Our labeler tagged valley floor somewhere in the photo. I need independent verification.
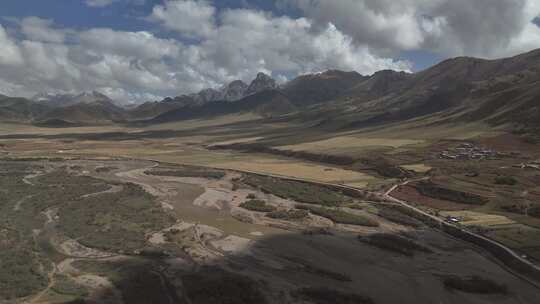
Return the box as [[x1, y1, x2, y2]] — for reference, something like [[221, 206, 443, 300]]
[[1, 116, 540, 303]]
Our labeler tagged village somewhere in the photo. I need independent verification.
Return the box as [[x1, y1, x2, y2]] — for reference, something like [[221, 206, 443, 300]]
[[439, 143, 517, 160]]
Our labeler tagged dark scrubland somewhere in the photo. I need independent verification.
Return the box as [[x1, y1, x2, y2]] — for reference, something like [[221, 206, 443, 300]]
[[443, 275, 508, 294], [73, 258, 177, 304], [145, 165, 226, 179], [292, 287, 374, 304], [358, 233, 433, 256], [51, 274, 89, 298], [243, 175, 350, 206], [376, 206, 424, 228], [239, 199, 277, 212], [181, 267, 269, 304], [415, 181, 488, 205], [267, 209, 309, 220], [297, 205, 379, 226], [494, 176, 519, 186]]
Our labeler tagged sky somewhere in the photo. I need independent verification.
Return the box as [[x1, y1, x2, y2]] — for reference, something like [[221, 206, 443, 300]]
[[0, 0, 539, 104]]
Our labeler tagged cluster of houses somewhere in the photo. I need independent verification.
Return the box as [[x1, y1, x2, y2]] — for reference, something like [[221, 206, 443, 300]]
[[439, 143, 512, 160]]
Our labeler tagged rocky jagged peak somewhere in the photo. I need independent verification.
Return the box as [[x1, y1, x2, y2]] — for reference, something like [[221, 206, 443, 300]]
[[220, 80, 248, 101], [246, 72, 277, 96]]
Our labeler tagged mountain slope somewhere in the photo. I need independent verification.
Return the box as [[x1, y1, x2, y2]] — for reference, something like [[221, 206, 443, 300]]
[[36, 99, 127, 124], [0, 96, 50, 122], [150, 90, 295, 123], [34, 91, 118, 108], [283, 70, 367, 106], [322, 49, 540, 131]]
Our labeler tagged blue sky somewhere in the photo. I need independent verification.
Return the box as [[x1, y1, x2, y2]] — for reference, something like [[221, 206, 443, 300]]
[[0, 0, 537, 103]]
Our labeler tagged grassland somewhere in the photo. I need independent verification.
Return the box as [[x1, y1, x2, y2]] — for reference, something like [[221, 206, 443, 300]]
[[267, 209, 309, 220], [401, 163, 432, 173], [278, 136, 425, 156], [239, 200, 277, 212]]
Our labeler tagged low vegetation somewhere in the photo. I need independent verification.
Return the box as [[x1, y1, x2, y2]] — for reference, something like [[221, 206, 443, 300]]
[[51, 275, 89, 297], [0, 163, 109, 300], [415, 181, 488, 205], [443, 275, 508, 294], [182, 267, 268, 304], [494, 176, 518, 186], [292, 287, 374, 304], [282, 256, 351, 282], [59, 183, 176, 252], [0, 230, 48, 299], [95, 166, 118, 173], [267, 209, 309, 220], [359, 233, 432, 256], [376, 206, 423, 228], [146, 166, 225, 179], [73, 259, 174, 304], [239, 199, 276, 212], [297, 205, 379, 226], [243, 175, 349, 206]]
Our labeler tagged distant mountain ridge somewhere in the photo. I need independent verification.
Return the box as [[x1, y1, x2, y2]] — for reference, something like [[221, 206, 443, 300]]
[[1, 48, 540, 132], [130, 72, 279, 119], [33, 91, 116, 108]]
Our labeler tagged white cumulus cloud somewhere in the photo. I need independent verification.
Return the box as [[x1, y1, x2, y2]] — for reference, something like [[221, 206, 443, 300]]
[[279, 0, 540, 58], [85, 0, 118, 7], [148, 0, 217, 38], [1, 0, 538, 105]]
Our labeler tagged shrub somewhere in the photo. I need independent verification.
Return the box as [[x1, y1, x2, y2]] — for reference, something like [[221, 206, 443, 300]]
[[267, 209, 308, 220], [415, 181, 488, 205], [292, 287, 374, 304], [51, 275, 88, 297], [358, 233, 432, 256], [239, 200, 276, 212], [443, 276, 508, 294], [298, 205, 379, 226], [377, 207, 423, 228], [243, 175, 348, 206], [146, 168, 225, 179], [494, 176, 518, 186]]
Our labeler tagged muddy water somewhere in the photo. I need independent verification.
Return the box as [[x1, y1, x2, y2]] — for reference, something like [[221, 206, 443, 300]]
[[170, 182, 287, 239]]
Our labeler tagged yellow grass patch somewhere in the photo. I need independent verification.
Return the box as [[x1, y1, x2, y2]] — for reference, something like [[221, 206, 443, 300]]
[[214, 158, 377, 187], [209, 136, 264, 147], [277, 136, 424, 154], [144, 113, 263, 131], [401, 163, 432, 173]]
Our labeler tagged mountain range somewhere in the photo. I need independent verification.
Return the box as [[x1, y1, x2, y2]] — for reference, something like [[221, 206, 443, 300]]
[[1, 49, 539, 134]]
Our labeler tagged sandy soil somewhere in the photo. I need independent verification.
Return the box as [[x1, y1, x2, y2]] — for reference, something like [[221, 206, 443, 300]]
[[60, 239, 116, 259]]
